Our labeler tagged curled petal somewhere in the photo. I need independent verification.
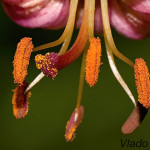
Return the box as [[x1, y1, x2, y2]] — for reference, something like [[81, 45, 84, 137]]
[[2, 0, 70, 29], [121, 0, 150, 16], [110, 0, 150, 39]]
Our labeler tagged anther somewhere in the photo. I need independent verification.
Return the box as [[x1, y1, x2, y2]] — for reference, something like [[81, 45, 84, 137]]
[[85, 37, 102, 87], [134, 58, 150, 109], [122, 102, 148, 134], [12, 81, 31, 119], [121, 58, 150, 134], [65, 105, 84, 142], [13, 37, 33, 85]]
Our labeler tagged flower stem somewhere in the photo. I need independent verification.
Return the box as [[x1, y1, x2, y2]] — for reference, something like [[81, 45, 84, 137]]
[[100, 0, 134, 67]]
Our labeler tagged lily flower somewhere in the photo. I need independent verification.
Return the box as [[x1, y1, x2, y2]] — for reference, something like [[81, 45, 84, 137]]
[[2, 0, 150, 39], [3, 0, 150, 141]]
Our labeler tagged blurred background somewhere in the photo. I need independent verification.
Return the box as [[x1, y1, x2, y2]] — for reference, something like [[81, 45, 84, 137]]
[[0, 3, 150, 150]]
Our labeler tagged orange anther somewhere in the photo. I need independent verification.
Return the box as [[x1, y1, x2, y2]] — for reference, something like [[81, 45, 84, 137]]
[[134, 58, 150, 109], [13, 37, 33, 85], [85, 37, 102, 87]]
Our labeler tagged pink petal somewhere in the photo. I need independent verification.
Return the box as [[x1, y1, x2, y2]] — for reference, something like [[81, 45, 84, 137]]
[[121, 0, 150, 14], [2, 0, 70, 29], [110, 0, 150, 39], [121, 0, 150, 22]]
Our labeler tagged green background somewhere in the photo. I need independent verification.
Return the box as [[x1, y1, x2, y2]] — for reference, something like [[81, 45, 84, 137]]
[[0, 3, 150, 150]]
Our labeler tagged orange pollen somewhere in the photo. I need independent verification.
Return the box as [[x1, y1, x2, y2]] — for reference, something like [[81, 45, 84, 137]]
[[12, 81, 31, 119], [134, 58, 150, 109], [85, 37, 102, 87], [13, 37, 33, 85], [35, 54, 45, 69]]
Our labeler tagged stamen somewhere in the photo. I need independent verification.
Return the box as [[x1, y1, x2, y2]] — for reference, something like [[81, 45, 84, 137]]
[[85, 37, 101, 87], [13, 37, 33, 85], [65, 105, 84, 142], [105, 38, 136, 107], [12, 81, 31, 119], [65, 0, 95, 141], [134, 58, 150, 109], [75, 0, 95, 109], [100, 0, 134, 67], [33, 0, 78, 52]]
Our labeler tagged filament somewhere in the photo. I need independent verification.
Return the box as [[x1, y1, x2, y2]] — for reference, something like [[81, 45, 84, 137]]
[[100, 0, 134, 67], [76, 46, 88, 109], [88, 0, 95, 38], [58, 27, 74, 55], [104, 36, 136, 107], [33, 0, 78, 52], [76, 0, 95, 109], [25, 72, 45, 93]]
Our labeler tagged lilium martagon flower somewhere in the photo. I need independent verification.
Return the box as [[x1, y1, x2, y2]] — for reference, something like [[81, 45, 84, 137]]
[[2, 0, 150, 141]]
